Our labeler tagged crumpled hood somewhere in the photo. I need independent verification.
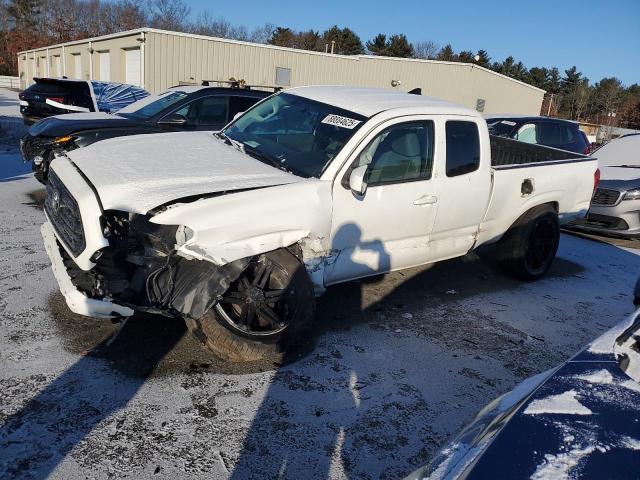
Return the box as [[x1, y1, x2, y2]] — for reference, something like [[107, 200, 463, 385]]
[[66, 131, 302, 214]]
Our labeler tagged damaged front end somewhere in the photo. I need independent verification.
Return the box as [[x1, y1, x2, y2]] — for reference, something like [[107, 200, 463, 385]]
[[53, 210, 249, 320]]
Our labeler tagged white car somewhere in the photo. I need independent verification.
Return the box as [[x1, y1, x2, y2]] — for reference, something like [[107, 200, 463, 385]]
[[41, 86, 598, 361], [567, 134, 640, 237]]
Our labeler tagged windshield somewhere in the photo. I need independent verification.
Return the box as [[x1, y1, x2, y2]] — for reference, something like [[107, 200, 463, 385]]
[[118, 90, 188, 120], [223, 93, 367, 178], [487, 119, 518, 137]]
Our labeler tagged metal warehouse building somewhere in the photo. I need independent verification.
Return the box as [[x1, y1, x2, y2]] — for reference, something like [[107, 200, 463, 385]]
[[17, 28, 545, 114]]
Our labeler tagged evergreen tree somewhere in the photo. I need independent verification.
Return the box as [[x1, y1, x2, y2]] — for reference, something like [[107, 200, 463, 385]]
[[436, 44, 456, 61], [366, 33, 388, 55], [321, 25, 364, 55]]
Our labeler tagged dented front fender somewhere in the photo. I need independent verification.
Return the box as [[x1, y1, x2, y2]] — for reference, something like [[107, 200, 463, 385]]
[[150, 180, 334, 293]]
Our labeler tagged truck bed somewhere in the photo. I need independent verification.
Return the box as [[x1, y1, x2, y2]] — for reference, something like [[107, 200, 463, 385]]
[[477, 136, 598, 246], [490, 135, 588, 168]]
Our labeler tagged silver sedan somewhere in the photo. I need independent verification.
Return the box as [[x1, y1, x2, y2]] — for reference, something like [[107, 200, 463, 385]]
[[569, 134, 640, 238]]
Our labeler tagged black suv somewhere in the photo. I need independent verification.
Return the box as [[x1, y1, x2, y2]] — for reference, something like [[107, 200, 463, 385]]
[[486, 115, 591, 154], [20, 85, 270, 183]]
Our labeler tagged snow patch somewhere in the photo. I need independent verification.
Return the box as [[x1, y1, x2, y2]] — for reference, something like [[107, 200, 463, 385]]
[[621, 436, 640, 450], [530, 445, 595, 480], [620, 379, 640, 393], [575, 369, 614, 385], [523, 390, 592, 416]]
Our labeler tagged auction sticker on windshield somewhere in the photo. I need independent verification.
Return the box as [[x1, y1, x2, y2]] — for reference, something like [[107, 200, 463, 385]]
[[321, 114, 362, 129]]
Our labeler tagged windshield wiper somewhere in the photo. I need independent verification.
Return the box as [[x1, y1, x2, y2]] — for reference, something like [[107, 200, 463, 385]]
[[244, 146, 293, 174], [214, 131, 245, 152]]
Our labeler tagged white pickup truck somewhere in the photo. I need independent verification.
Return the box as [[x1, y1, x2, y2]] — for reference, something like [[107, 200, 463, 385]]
[[41, 86, 599, 361]]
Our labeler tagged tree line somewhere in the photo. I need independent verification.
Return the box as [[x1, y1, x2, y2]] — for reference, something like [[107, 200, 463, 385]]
[[1, 0, 638, 129]]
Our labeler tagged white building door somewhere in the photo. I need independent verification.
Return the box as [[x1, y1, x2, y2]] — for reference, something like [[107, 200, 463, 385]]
[[73, 54, 82, 79], [125, 48, 141, 86], [99, 51, 110, 81], [54, 56, 61, 77]]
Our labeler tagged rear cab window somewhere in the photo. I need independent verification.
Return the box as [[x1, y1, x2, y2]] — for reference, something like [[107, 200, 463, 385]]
[[446, 121, 480, 177]]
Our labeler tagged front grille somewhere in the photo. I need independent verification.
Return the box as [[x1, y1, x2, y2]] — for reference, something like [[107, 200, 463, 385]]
[[592, 188, 621, 206], [45, 170, 86, 256]]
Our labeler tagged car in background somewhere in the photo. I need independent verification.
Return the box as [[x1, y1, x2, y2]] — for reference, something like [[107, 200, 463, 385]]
[[485, 115, 591, 154], [405, 280, 640, 480], [567, 134, 640, 238], [20, 85, 270, 183], [18, 77, 148, 125]]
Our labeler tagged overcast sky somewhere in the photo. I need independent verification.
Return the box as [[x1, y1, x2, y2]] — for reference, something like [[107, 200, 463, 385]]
[[187, 0, 639, 86]]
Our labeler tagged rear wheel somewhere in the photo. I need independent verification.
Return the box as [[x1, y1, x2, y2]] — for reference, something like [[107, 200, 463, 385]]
[[184, 249, 315, 362], [497, 205, 560, 280]]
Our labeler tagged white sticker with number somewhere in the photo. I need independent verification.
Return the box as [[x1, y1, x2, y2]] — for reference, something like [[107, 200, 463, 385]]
[[321, 114, 361, 129]]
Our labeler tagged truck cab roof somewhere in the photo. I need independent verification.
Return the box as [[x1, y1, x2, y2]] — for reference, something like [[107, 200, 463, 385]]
[[286, 86, 480, 118]]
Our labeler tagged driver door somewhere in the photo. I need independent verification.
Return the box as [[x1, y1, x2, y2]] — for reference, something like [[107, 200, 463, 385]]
[[325, 118, 440, 285]]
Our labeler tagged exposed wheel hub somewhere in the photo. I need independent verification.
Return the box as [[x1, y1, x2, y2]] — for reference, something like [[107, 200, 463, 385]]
[[245, 286, 266, 306]]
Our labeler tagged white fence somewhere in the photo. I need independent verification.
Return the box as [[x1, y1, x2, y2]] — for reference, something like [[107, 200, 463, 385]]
[[0, 75, 20, 89]]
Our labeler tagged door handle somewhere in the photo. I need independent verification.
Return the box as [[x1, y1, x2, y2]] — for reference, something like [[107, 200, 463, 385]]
[[413, 195, 438, 206]]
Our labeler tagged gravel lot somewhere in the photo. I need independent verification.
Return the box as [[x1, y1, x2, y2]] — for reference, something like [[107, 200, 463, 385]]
[[1, 112, 639, 479]]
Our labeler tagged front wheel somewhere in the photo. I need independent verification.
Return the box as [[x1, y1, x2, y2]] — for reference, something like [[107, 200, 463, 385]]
[[184, 249, 315, 362], [496, 205, 560, 281]]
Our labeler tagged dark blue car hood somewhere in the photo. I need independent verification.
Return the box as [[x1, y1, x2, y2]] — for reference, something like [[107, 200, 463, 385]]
[[407, 311, 640, 479]]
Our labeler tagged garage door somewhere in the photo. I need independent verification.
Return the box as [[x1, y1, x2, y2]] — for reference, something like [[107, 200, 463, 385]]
[[74, 54, 82, 79], [125, 48, 141, 87], [54, 56, 61, 77], [99, 51, 110, 81]]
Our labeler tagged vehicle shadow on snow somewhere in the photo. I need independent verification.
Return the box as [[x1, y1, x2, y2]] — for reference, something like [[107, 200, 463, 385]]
[[229, 229, 590, 479]]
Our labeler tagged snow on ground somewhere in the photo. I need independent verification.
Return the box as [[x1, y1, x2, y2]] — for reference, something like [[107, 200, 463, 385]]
[[0, 87, 20, 118], [0, 172, 639, 479]]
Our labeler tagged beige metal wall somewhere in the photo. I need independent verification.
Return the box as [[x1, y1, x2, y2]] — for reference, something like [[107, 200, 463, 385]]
[[18, 33, 142, 89], [18, 29, 545, 115], [145, 30, 543, 114]]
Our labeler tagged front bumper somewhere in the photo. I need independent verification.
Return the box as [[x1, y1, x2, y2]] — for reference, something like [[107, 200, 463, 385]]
[[566, 199, 640, 238], [41, 221, 134, 318]]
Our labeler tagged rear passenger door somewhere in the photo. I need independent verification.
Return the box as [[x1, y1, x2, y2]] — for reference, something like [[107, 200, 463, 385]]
[[428, 118, 492, 260]]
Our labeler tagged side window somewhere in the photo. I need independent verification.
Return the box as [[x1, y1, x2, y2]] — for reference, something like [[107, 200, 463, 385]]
[[446, 121, 480, 177], [192, 96, 229, 127], [515, 123, 537, 144], [537, 122, 562, 147], [356, 121, 434, 185], [229, 96, 261, 121], [170, 96, 229, 128], [564, 126, 576, 142]]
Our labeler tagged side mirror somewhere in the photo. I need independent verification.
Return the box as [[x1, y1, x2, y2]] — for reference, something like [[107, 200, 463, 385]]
[[233, 111, 245, 121], [349, 165, 368, 196], [159, 113, 188, 126]]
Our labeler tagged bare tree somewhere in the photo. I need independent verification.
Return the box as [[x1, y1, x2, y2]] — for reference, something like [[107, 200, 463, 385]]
[[148, 0, 189, 31], [412, 40, 438, 60]]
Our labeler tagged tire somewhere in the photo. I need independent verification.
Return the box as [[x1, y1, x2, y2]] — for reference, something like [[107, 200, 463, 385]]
[[184, 249, 316, 362], [497, 205, 560, 281]]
